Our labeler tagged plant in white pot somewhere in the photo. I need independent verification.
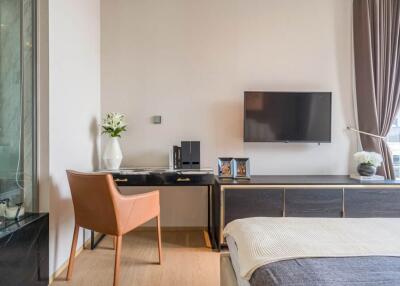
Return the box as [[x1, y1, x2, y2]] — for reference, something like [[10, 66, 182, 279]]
[[102, 112, 127, 170], [353, 151, 383, 176]]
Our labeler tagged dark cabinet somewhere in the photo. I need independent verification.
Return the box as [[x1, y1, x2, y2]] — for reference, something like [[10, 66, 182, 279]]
[[224, 188, 283, 225], [344, 188, 400, 218], [212, 176, 400, 250], [285, 188, 343, 217], [0, 213, 49, 286]]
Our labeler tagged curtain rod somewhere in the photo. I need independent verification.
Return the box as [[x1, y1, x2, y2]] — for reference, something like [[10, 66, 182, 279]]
[[346, 126, 385, 139]]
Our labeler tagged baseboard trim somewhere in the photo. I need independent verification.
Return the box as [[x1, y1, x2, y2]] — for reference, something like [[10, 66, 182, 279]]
[[49, 232, 101, 284], [137, 226, 206, 232]]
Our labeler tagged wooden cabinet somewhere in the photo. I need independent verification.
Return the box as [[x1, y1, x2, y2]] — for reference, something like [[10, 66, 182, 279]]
[[224, 188, 283, 225], [285, 188, 343, 217], [344, 188, 400, 218]]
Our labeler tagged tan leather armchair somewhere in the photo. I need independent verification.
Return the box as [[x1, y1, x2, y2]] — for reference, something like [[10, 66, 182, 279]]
[[66, 170, 162, 286]]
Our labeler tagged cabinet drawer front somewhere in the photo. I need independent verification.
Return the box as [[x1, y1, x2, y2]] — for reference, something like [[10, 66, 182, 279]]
[[285, 188, 343, 217], [224, 188, 283, 225], [344, 188, 400, 217]]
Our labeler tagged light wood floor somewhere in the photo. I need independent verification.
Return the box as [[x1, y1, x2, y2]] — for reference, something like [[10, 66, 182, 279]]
[[52, 230, 220, 286]]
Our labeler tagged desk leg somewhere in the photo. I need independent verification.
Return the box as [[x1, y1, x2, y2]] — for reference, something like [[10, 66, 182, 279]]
[[208, 184, 217, 250], [208, 185, 211, 238], [90, 230, 106, 250]]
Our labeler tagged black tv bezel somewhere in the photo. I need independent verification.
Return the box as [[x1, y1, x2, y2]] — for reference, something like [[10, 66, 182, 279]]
[[243, 91, 332, 143]]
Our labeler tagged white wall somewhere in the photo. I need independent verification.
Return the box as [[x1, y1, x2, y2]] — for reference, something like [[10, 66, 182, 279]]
[[48, 0, 101, 274], [101, 0, 356, 226]]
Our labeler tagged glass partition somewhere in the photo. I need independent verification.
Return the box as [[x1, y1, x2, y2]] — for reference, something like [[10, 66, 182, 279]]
[[0, 0, 36, 225]]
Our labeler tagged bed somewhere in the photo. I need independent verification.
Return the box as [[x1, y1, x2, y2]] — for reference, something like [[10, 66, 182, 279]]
[[221, 217, 400, 286]]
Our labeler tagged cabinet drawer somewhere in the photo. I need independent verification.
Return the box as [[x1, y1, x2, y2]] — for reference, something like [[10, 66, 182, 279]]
[[285, 188, 343, 217], [224, 188, 283, 225], [344, 188, 400, 217]]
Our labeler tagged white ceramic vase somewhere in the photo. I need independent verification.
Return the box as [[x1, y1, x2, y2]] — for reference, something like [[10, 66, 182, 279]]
[[103, 137, 123, 170]]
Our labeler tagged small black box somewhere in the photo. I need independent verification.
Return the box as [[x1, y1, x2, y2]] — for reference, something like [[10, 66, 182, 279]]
[[190, 141, 200, 169], [181, 141, 200, 169]]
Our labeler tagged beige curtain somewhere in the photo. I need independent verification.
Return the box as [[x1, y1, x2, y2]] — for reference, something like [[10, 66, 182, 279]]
[[353, 0, 400, 179]]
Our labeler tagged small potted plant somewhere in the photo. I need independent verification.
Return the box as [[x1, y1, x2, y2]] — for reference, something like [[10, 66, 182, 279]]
[[354, 151, 383, 176], [102, 112, 127, 170]]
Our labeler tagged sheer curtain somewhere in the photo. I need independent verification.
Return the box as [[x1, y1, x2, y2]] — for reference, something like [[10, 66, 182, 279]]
[[353, 0, 400, 179]]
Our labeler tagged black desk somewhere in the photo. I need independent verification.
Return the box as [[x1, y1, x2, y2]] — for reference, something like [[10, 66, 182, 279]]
[[91, 168, 216, 249]]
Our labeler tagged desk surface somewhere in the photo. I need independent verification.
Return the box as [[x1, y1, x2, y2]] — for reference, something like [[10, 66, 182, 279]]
[[102, 167, 213, 174], [216, 175, 400, 185], [101, 170, 400, 187]]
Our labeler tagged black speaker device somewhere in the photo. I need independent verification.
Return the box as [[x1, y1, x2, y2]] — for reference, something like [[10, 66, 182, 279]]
[[180, 141, 200, 169]]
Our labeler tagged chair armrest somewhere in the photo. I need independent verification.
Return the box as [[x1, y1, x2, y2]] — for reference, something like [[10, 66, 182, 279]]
[[116, 190, 160, 235]]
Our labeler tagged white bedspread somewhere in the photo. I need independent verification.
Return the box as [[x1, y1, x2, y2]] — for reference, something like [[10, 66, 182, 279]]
[[224, 217, 400, 280]]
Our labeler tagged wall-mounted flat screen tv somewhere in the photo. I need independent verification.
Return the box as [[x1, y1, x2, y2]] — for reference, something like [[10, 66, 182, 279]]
[[244, 91, 332, 142]]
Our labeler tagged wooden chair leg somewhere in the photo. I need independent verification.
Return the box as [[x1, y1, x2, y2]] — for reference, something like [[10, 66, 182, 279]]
[[66, 224, 79, 280], [113, 236, 117, 250], [114, 235, 123, 286], [156, 215, 162, 265]]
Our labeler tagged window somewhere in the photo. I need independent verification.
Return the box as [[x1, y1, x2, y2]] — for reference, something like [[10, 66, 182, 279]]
[[0, 0, 37, 217], [387, 114, 400, 178]]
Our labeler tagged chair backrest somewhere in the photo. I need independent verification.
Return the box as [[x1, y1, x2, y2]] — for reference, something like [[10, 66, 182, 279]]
[[66, 170, 120, 235]]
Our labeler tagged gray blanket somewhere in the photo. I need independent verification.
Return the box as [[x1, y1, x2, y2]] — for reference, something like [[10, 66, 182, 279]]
[[250, 257, 400, 286]]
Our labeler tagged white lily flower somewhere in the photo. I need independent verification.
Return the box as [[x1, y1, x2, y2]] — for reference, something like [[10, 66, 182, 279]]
[[354, 151, 383, 167], [101, 112, 127, 138]]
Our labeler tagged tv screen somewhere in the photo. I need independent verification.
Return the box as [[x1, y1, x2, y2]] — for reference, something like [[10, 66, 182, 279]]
[[244, 92, 332, 142]]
